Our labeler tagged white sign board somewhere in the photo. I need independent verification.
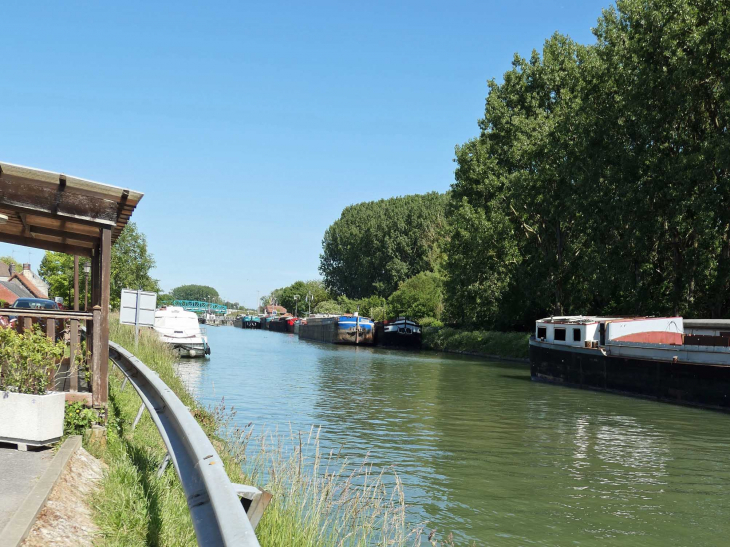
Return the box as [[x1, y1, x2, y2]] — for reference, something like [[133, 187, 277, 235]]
[[120, 289, 157, 327]]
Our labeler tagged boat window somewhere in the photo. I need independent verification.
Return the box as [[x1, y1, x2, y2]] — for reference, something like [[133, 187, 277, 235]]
[[573, 328, 581, 342], [554, 328, 566, 341], [537, 326, 547, 339]]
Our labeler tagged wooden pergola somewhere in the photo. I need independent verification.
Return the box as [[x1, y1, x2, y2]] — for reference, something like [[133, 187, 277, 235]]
[[0, 161, 143, 407]]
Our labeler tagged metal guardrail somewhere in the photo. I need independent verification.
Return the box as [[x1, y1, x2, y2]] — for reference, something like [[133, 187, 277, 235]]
[[108, 340, 266, 547]]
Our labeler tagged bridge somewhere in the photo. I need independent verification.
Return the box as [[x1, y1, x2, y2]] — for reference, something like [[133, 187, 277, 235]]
[[164, 300, 228, 315]]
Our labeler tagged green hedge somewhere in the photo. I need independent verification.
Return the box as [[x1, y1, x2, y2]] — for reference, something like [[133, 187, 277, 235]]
[[422, 327, 530, 360]]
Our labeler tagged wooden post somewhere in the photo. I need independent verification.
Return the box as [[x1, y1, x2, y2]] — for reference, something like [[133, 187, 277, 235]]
[[88, 249, 100, 362], [91, 305, 103, 406], [46, 318, 56, 390], [70, 256, 79, 391], [91, 228, 111, 408], [23, 316, 32, 332], [100, 229, 111, 404]]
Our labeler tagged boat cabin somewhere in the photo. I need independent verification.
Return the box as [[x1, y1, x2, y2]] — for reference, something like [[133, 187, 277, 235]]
[[535, 316, 684, 348]]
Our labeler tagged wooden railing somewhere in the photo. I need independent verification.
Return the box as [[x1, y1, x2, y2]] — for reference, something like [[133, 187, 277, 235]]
[[0, 308, 94, 404]]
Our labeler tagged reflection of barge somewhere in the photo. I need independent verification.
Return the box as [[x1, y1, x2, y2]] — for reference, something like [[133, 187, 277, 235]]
[[299, 314, 374, 345], [530, 316, 730, 410]]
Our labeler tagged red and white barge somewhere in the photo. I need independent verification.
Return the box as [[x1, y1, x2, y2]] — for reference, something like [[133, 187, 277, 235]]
[[530, 316, 730, 410]]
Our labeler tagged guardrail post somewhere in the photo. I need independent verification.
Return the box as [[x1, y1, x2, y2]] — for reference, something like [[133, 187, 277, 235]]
[[232, 484, 273, 530], [132, 403, 145, 431], [157, 452, 171, 478]]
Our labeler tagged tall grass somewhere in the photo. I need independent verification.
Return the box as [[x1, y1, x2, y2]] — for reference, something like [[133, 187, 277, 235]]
[[90, 320, 448, 546], [422, 327, 530, 360]]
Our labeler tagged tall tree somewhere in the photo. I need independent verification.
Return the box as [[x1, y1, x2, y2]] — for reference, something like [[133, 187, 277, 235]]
[[446, 34, 590, 328], [171, 284, 219, 302], [110, 223, 160, 308], [320, 192, 448, 298], [445, 0, 730, 327]]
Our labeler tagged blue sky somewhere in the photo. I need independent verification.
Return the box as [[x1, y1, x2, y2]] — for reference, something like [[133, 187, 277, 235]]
[[0, 0, 608, 307]]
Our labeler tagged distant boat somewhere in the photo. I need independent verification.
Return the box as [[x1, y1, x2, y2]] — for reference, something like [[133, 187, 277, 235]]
[[154, 306, 210, 357], [379, 317, 422, 348]]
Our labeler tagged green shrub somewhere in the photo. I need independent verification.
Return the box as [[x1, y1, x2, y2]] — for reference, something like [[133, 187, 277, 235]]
[[387, 272, 443, 321], [64, 401, 98, 435], [313, 300, 342, 315], [422, 327, 530, 359], [0, 325, 65, 395], [418, 317, 443, 328]]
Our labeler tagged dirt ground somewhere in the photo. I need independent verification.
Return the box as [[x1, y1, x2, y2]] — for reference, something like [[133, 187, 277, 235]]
[[21, 447, 105, 547]]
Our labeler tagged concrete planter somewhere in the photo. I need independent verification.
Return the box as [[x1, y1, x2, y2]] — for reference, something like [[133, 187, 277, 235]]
[[0, 390, 65, 446]]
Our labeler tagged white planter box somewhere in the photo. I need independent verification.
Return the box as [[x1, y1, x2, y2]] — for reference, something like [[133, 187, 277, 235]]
[[0, 390, 65, 446]]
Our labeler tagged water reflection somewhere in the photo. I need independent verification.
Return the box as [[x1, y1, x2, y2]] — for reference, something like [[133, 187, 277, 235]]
[[176, 327, 730, 546]]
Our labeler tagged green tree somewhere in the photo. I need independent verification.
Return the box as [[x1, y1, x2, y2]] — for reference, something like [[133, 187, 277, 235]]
[[387, 272, 443, 321], [271, 280, 330, 316], [0, 256, 22, 270], [110, 223, 160, 308], [38, 252, 76, 303], [320, 192, 448, 298], [446, 33, 590, 328], [39, 222, 159, 309], [313, 300, 343, 315], [171, 284, 220, 302], [445, 0, 730, 327]]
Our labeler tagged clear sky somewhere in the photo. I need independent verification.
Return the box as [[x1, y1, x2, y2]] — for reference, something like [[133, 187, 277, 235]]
[[0, 0, 608, 307]]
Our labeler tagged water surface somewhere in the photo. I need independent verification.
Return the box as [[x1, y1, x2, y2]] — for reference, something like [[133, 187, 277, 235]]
[[176, 327, 730, 545]]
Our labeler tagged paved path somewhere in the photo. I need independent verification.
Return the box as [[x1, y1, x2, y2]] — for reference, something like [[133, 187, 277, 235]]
[[0, 443, 54, 532]]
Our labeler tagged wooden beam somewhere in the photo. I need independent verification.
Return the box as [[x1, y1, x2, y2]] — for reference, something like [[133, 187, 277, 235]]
[[24, 214, 102, 237], [0, 230, 93, 257], [0, 308, 92, 320], [65, 392, 92, 406], [0, 199, 116, 229], [19, 213, 31, 238], [29, 225, 100, 245], [0, 162, 143, 207]]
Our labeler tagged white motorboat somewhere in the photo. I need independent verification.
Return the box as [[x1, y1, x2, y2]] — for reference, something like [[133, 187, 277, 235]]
[[154, 306, 210, 357]]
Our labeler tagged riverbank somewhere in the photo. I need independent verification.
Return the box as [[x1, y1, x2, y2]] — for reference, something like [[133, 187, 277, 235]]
[[422, 327, 530, 362], [87, 320, 429, 546]]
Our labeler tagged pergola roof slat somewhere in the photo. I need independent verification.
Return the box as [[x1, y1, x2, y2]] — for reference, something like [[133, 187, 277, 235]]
[[0, 160, 143, 253]]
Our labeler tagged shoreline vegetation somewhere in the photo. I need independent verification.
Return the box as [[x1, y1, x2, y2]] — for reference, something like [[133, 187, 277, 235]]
[[422, 328, 530, 362], [87, 319, 455, 546]]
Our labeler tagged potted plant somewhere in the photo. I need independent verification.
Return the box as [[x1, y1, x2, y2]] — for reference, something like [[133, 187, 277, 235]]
[[0, 325, 66, 447]]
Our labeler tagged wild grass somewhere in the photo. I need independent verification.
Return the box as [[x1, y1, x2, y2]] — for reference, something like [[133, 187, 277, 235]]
[[422, 327, 530, 360], [89, 320, 452, 546]]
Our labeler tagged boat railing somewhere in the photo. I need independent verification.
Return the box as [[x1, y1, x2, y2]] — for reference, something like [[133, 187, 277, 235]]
[[108, 340, 271, 546]]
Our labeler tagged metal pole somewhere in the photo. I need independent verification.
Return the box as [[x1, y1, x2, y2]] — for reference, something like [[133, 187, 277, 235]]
[[134, 288, 140, 348], [356, 306, 360, 345]]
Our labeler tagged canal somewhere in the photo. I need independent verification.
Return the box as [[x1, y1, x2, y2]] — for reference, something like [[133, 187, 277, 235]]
[[176, 326, 730, 546]]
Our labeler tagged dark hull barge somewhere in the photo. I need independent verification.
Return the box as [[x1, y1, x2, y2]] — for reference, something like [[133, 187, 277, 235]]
[[530, 316, 730, 411]]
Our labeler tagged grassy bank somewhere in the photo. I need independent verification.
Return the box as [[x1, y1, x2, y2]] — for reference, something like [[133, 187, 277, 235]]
[[87, 320, 445, 546], [422, 327, 530, 361]]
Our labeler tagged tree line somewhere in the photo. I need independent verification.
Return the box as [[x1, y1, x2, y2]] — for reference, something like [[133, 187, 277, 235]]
[[317, 0, 730, 330]]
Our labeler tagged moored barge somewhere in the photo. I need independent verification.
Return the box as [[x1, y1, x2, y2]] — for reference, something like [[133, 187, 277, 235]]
[[299, 314, 375, 345], [530, 316, 730, 410], [376, 317, 422, 348]]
